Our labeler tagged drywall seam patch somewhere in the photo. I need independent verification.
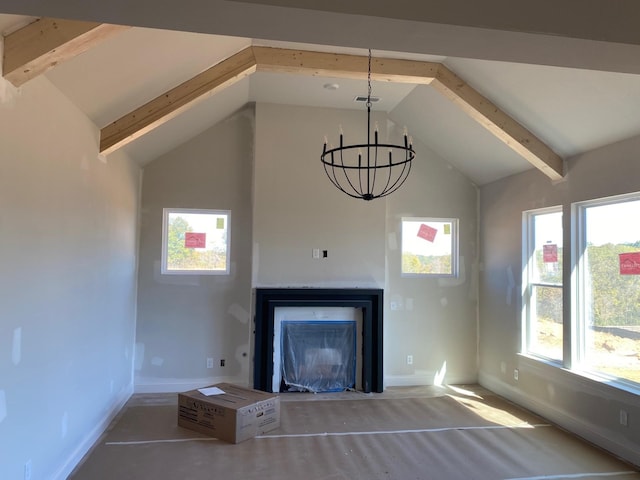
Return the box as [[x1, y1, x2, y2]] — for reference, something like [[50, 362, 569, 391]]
[[12, 327, 21, 365], [468, 261, 479, 301], [228, 303, 250, 323], [506, 265, 516, 305], [0, 390, 6, 423], [151, 356, 164, 367], [405, 298, 413, 310], [235, 343, 250, 377], [252, 242, 260, 286], [134, 343, 145, 371], [387, 232, 398, 250]]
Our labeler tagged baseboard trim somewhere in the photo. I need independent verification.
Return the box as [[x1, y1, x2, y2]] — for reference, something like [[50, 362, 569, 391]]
[[479, 372, 640, 468], [134, 376, 245, 393], [384, 373, 476, 388], [52, 384, 133, 480]]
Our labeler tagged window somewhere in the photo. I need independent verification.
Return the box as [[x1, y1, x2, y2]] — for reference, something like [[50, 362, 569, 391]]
[[401, 217, 458, 277], [161, 208, 230, 275], [575, 195, 640, 385], [523, 208, 563, 361]]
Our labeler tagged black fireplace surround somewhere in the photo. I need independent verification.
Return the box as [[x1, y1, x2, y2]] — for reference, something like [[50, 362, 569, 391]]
[[253, 288, 384, 393]]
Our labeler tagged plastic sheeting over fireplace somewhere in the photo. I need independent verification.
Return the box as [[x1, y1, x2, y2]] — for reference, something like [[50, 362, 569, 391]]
[[253, 288, 384, 393], [281, 320, 356, 393]]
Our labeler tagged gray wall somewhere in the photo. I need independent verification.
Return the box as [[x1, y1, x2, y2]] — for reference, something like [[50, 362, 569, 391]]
[[136, 102, 479, 392], [385, 142, 479, 386], [479, 136, 640, 465], [253, 103, 387, 288], [0, 77, 140, 479], [135, 107, 255, 392]]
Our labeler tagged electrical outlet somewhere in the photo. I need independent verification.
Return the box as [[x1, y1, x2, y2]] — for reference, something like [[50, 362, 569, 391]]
[[24, 460, 32, 480], [620, 409, 628, 427], [406, 355, 413, 365], [220, 359, 225, 367], [206, 358, 214, 369], [513, 369, 519, 381], [312, 248, 320, 259]]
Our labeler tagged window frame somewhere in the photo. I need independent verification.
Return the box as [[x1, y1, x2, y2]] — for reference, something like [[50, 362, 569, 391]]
[[400, 217, 459, 278], [572, 192, 640, 387], [522, 206, 563, 362], [161, 207, 231, 275]]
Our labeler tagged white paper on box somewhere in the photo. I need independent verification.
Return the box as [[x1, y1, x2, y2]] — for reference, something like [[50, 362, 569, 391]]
[[198, 386, 226, 396]]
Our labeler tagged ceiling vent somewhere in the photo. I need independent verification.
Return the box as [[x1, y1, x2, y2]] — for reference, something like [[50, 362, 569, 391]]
[[354, 95, 380, 103]]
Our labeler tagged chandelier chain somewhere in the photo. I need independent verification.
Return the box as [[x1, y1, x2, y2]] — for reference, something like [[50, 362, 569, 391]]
[[367, 49, 372, 109]]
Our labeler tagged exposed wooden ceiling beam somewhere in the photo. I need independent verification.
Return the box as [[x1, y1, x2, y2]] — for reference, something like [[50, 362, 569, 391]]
[[2, 17, 128, 87], [252, 46, 440, 84], [100, 46, 563, 180], [100, 47, 257, 156], [432, 66, 564, 180]]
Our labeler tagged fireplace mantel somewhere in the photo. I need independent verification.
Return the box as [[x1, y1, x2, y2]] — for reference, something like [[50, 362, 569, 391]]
[[253, 288, 384, 393]]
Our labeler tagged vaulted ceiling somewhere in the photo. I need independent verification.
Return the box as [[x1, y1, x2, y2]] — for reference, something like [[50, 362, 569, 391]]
[[4, 3, 640, 185]]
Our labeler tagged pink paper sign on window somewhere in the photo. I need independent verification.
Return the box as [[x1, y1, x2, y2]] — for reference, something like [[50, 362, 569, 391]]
[[417, 224, 437, 242], [543, 244, 558, 263], [185, 232, 206, 249], [619, 252, 640, 275]]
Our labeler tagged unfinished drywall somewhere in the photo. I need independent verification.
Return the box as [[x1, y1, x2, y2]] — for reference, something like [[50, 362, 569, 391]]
[[0, 76, 139, 480], [253, 103, 479, 387], [384, 138, 479, 387], [135, 107, 254, 392], [253, 103, 386, 288], [479, 135, 640, 466]]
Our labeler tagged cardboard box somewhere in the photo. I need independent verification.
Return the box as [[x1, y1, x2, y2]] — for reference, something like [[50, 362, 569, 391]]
[[178, 383, 280, 443]]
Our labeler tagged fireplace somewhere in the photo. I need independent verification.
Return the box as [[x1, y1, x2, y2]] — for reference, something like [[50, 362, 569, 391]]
[[279, 314, 357, 392], [253, 288, 384, 393]]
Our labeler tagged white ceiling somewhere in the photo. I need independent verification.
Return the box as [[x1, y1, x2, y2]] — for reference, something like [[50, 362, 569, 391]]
[[4, 12, 640, 185]]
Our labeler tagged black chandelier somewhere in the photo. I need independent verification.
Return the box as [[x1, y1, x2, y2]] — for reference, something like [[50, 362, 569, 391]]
[[321, 49, 415, 201]]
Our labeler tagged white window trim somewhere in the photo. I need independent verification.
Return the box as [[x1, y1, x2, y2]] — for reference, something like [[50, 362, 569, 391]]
[[161, 207, 231, 275], [522, 206, 563, 361], [400, 217, 459, 278], [572, 192, 640, 385]]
